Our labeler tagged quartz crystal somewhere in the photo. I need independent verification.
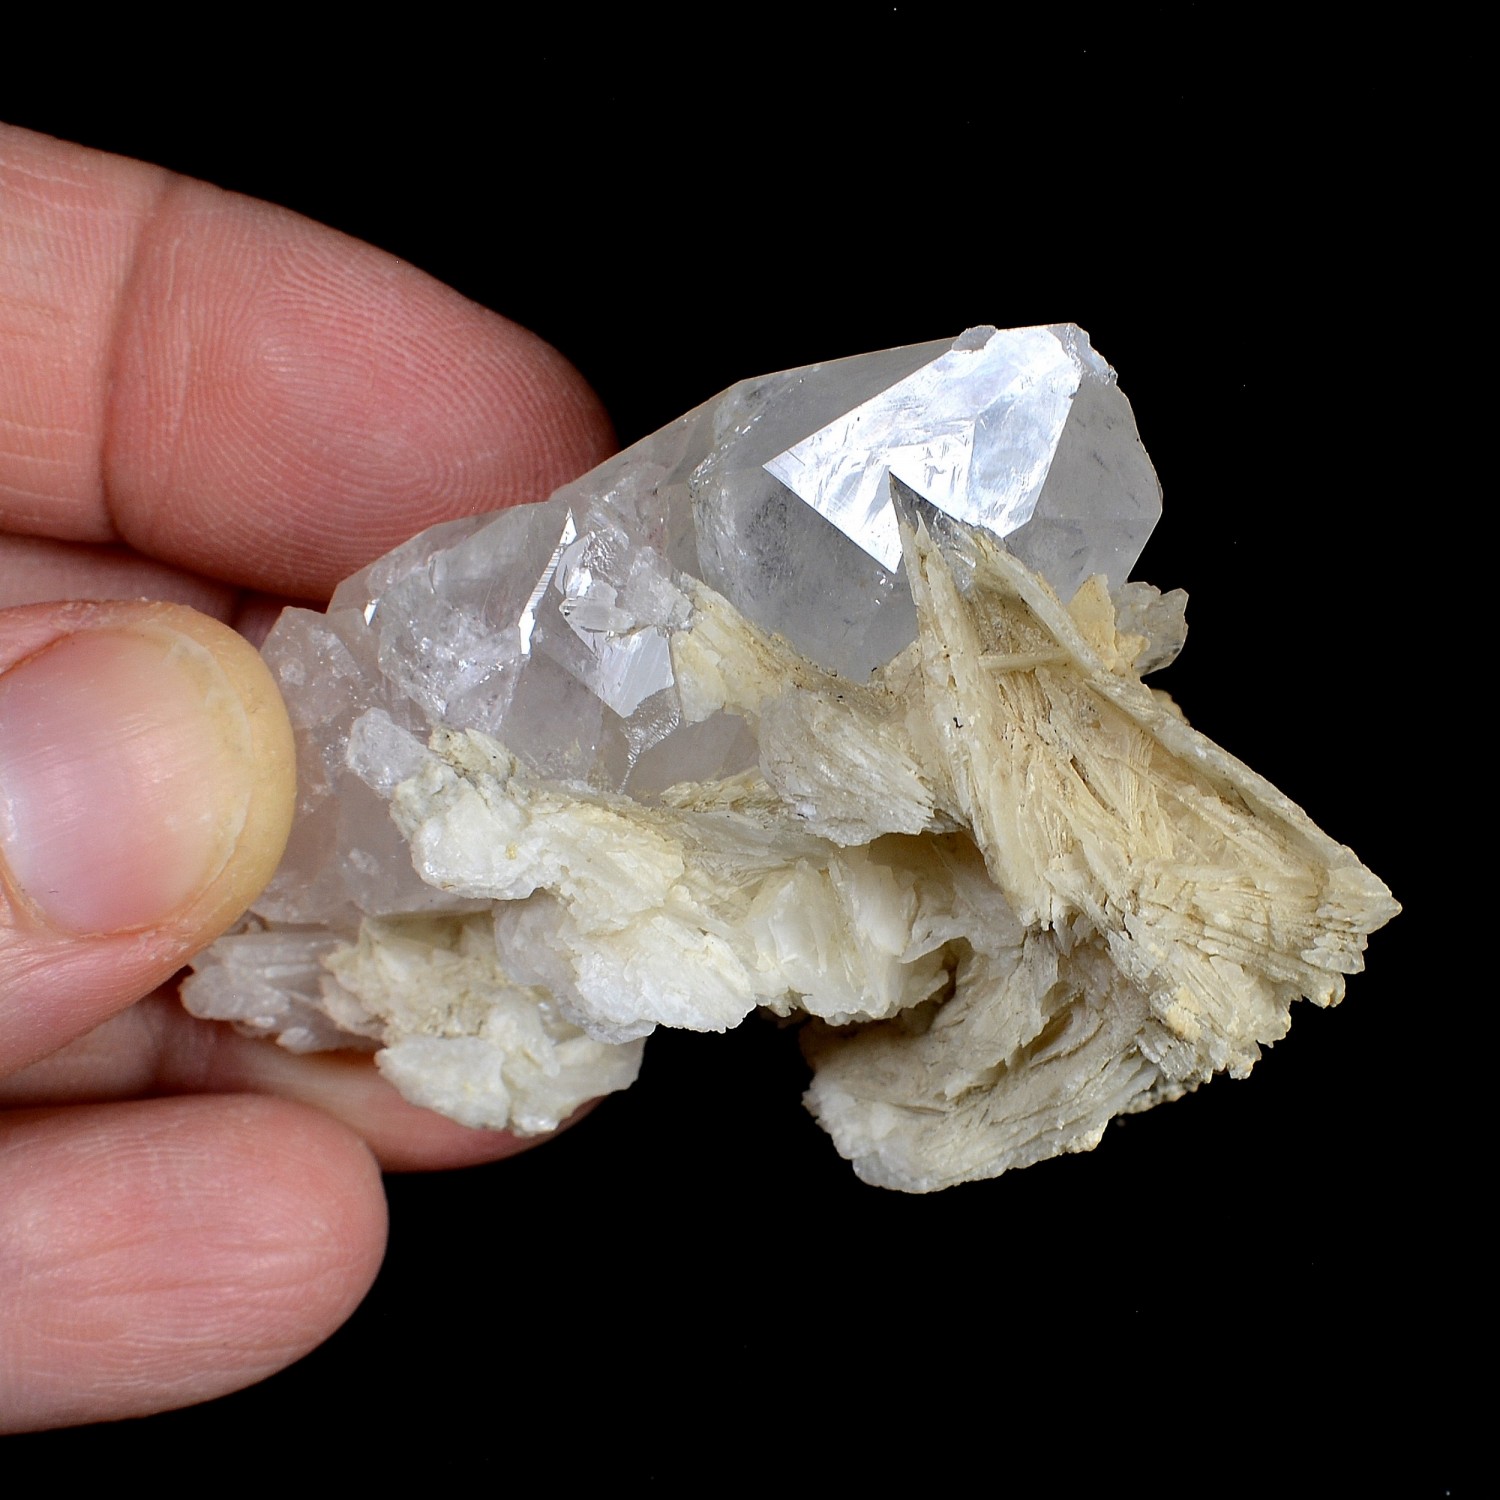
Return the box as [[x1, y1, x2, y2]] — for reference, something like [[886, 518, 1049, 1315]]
[[185, 325, 1398, 1188]]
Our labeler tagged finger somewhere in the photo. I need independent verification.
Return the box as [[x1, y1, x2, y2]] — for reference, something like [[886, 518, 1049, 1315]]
[[0, 989, 594, 1172], [0, 601, 294, 1072], [0, 1094, 385, 1432], [0, 535, 302, 648], [0, 534, 238, 617], [0, 124, 615, 598]]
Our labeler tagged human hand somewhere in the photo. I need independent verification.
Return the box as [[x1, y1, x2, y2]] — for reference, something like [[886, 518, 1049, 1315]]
[[0, 123, 615, 1431]]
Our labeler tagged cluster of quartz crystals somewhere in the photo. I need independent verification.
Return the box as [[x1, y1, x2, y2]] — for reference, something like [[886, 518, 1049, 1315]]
[[185, 326, 1397, 1188]]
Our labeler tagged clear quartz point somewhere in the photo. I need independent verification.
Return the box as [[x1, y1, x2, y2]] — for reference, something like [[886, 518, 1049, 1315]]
[[766, 323, 1160, 599]]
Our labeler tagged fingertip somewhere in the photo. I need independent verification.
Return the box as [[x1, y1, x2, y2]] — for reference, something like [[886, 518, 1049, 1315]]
[[105, 179, 617, 595], [0, 1094, 386, 1432], [0, 601, 294, 1067]]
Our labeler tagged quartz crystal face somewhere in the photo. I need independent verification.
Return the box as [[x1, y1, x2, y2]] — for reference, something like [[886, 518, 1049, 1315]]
[[185, 325, 1398, 1189]]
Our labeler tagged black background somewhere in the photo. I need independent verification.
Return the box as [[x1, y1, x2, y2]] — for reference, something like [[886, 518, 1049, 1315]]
[[5, 14, 1459, 1485]]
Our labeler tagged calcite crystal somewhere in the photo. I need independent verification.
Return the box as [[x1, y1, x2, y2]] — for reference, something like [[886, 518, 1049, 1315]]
[[185, 325, 1398, 1189]]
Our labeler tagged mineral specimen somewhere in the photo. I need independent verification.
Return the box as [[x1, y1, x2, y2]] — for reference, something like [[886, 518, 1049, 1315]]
[[185, 325, 1398, 1190]]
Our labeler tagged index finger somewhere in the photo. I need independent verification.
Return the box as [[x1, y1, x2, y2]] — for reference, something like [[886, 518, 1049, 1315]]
[[0, 124, 614, 599]]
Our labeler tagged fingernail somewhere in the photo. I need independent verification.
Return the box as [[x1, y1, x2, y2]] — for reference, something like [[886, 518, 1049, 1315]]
[[0, 624, 254, 934]]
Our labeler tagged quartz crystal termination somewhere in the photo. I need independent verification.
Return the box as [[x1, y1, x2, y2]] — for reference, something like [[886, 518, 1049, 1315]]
[[184, 325, 1398, 1188]]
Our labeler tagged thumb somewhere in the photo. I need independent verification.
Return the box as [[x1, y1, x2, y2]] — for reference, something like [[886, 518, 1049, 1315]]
[[0, 601, 294, 1072]]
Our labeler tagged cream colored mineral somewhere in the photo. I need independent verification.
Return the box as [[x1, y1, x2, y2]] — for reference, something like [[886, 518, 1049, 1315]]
[[349, 514, 1395, 1187]]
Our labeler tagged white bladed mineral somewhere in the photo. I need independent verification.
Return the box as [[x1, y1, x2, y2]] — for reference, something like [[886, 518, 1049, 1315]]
[[185, 325, 1398, 1188]]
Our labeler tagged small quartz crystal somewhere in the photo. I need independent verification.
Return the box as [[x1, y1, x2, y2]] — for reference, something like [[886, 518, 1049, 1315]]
[[185, 325, 1398, 1188]]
